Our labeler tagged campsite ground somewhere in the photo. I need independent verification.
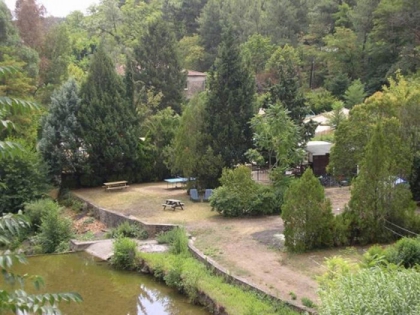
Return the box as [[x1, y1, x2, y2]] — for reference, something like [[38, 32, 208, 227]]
[[73, 183, 355, 308]]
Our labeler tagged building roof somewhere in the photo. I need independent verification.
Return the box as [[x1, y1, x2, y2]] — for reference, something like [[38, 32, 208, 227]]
[[187, 70, 207, 76], [306, 141, 332, 156]]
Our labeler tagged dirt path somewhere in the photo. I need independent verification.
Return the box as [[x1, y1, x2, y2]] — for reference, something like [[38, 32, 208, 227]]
[[75, 183, 352, 308]]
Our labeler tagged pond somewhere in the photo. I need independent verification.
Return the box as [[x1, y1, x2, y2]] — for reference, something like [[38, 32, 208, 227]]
[[10, 252, 209, 315]]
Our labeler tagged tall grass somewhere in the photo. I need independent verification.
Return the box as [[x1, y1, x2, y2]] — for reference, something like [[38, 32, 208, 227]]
[[156, 227, 188, 255], [319, 267, 420, 314]]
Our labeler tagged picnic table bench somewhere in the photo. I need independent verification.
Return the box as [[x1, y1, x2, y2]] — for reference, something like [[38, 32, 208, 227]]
[[103, 181, 129, 191], [162, 199, 184, 211]]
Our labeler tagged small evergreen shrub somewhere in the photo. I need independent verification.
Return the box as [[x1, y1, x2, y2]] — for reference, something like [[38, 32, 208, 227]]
[[110, 237, 137, 270], [37, 206, 73, 253], [24, 198, 58, 231], [384, 237, 420, 268]]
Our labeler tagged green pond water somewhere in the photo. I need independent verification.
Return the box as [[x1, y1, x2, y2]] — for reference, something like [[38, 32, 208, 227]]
[[10, 252, 209, 315]]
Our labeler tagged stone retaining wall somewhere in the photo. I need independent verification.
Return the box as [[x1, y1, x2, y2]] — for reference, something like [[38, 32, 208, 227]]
[[72, 194, 177, 237]]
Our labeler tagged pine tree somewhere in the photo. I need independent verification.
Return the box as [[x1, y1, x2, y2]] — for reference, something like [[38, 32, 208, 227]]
[[78, 46, 140, 186], [129, 18, 185, 114], [282, 168, 334, 252], [204, 26, 255, 168], [39, 79, 84, 185]]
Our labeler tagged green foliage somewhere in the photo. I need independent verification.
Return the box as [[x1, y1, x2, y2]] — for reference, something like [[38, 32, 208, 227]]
[[110, 237, 138, 270], [36, 203, 73, 254], [343, 79, 366, 108], [319, 267, 420, 314], [39, 78, 84, 185], [204, 26, 255, 168], [166, 93, 223, 189], [178, 35, 206, 71], [317, 256, 360, 291], [106, 221, 148, 240], [156, 227, 189, 255], [282, 168, 334, 252], [210, 166, 279, 217], [346, 122, 415, 244], [326, 101, 347, 130], [78, 45, 141, 186], [385, 237, 420, 268], [361, 244, 387, 268], [24, 198, 57, 231], [240, 34, 276, 74], [325, 72, 351, 99], [301, 297, 316, 309], [250, 102, 301, 170], [129, 18, 186, 114], [306, 88, 339, 114], [0, 139, 49, 214], [289, 292, 297, 300]]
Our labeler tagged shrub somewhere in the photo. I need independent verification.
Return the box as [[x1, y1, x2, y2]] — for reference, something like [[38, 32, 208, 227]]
[[282, 168, 335, 252], [361, 244, 387, 268], [37, 205, 73, 253], [0, 140, 49, 214], [384, 237, 420, 268], [58, 189, 84, 211], [106, 221, 148, 240], [156, 227, 189, 255], [210, 166, 278, 217], [110, 237, 137, 270], [24, 199, 58, 231]]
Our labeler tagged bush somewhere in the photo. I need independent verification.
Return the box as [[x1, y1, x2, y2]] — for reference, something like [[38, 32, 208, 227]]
[[384, 237, 420, 268], [37, 205, 73, 253], [282, 168, 335, 252], [0, 140, 49, 214], [110, 237, 137, 270], [156, 227, 189, 255], [106, 221, 148, 240], [24, 199, 58, 231], [210, 166, 279, 217], [361, 244, 387, 268], [58, 189, 84, 211]]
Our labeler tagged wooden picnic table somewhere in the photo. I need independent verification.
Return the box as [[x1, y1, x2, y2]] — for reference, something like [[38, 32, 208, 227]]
[[162, 199, 184, 211], [103, 181, 129, 191]]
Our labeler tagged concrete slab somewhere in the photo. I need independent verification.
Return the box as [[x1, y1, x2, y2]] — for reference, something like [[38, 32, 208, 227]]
[[84, 239, 169, 261]]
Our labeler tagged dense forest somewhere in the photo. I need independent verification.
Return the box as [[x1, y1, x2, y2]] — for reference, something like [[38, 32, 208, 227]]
[[0, 0, 419, 203]]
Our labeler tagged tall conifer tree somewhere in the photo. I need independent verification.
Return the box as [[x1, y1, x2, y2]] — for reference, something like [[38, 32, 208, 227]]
[[78, 46, 139, 185], [129, 18, 185, 114], [39, 79, 84, 184], [204, 26, 255, 168]]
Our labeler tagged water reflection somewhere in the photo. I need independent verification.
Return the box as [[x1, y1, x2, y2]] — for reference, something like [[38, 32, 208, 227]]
[[10, 253, 208, 315]]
